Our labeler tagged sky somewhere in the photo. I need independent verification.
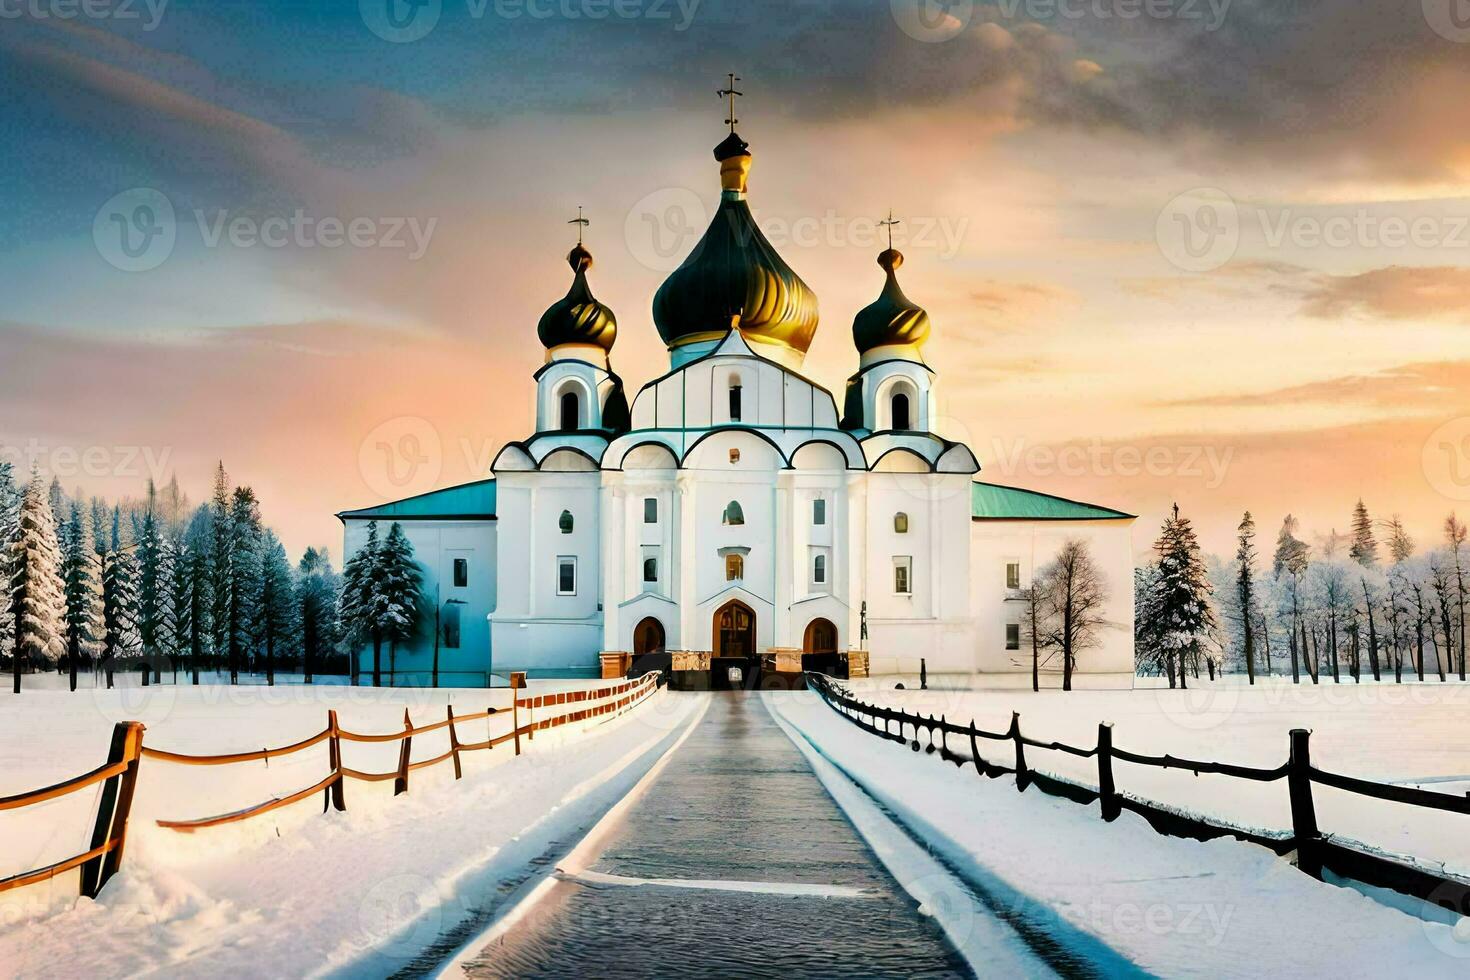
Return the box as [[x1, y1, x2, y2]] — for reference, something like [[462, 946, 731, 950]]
[[1, 0, 1469, 562]]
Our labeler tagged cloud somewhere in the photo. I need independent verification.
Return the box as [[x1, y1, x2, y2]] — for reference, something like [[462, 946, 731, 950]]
[[1297, 266, 1470, 322], [1162, 360, 1470, 411]]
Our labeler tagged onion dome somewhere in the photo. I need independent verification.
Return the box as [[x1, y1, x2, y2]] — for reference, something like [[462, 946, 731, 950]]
[[651, 134, 819, 358], [537, 243, 617, 352], [853, 248, 931, 355]]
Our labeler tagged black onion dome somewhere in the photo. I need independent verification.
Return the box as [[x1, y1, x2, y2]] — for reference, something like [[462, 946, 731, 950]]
[[537, 243, 617, 351], [651, 133, 819, 356], [853, 248, 930, 354]]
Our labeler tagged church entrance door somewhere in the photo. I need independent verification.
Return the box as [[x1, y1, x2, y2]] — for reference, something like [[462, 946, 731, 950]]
[[712, 600, 758, 690], [631, 617, 668, 678]]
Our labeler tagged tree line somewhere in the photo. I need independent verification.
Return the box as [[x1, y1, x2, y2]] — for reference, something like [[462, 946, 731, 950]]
[[1, 460, 343, 692], [1135, 499, 1468, 686]]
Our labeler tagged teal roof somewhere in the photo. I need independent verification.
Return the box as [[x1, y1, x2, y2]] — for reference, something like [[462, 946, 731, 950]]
[[971, 481, 1133, 522], [337, 479, 496, 522]]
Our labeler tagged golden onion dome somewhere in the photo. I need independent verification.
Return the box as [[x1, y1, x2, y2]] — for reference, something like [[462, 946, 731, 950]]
[[537, 243, 617, 352], [853, 248, 931, 355], [651, 133, 819, 357]]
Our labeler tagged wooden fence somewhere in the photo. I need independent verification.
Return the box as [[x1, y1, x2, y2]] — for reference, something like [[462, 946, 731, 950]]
[[0, 672, 661, 898], [805, 672, 1470, 918]]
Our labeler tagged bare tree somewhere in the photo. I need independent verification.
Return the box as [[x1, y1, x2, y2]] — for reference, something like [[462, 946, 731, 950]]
[[1036, 539, 1113, 692], [1446, 514, 1467, 681]]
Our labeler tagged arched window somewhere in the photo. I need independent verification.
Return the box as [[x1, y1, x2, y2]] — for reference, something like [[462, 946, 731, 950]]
[[725, 553, 745, 581], [558, 510, 574, 534], [729, 378, 743, 422], [894, 512, 909, 534], [643, 557, 658, 583], [891, 392, 911, 431], [559, 390, 580, 432], [722, 500, 745, 526], [813, 554, 827, 584]]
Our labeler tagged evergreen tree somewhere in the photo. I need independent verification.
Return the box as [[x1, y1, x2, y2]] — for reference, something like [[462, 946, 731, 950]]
[[254, 531, 296, 686], [155, 532, 186, 683], [136, 506, 164, 673], [338, 521, 382, 686], [1349, 499, 1378, 567], [298, 547, 339, 684], [1235, 511, 1259, 684], [208, 462, 233, 671], [1145, 503, 1219, 689], [183, 508, 215, 684], [227, 486, 263, 682], [378, 523, 423, 686], [0, 459, 20, 663], [1133, 564, 1164, 678], [8, 468, 66, 692], [60, 501, 104, 691], [101, 509, 141, 686]]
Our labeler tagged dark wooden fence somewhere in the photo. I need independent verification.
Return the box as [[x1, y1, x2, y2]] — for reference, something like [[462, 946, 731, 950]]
[[0, 673, 662, 897], [805, 672, 1470, 919]]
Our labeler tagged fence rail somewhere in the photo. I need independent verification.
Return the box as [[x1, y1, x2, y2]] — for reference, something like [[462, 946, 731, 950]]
[[0, 673, 662, 898], [804, 672, 1470, 917]]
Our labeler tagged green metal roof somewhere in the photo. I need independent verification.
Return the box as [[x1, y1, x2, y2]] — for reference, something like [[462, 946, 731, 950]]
[[971, 481, 1133, 522], [337, 479, 497, 522]]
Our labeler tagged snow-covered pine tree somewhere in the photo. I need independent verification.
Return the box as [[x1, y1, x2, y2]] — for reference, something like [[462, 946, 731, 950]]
[[1235, 511, 1259, 684], [154, 531, 186, 683], [1133, 563, 1164, 678], [183, 508, 214, 684], [298, 547, 339, 684], [254, 531, 296, 686], [101, 508, 142, 687], [338, 521, 381, 686], [1146, 503, 1219, 689], [1349, 499, 1378, 567], [0, 459, 20, 663], [8, 468, 67, 692], [208, 463, 233, 672], [378, 522, 423, 686], [227, 486, 263, 682], [60, 500, 104, 691], [136, 507, 164, 677]]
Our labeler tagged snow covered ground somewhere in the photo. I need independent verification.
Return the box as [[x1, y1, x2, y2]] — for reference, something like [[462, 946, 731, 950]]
[[850, 674, 1470, 877], [768, 691, 1470, 978], [0, 679, 702, 978]]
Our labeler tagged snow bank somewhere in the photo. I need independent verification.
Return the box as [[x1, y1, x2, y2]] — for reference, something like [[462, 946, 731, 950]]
[[0, 680, 702, 978], [768, 691, 1470, 978]]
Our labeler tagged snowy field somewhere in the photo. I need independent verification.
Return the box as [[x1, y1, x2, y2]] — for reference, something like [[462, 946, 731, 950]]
[[769, 691, 1470, 978], [0, 678, 700, 977], [849, 673, 1470, 877]]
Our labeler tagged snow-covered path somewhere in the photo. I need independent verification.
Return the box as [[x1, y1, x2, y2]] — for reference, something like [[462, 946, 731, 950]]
[[767, 690, 1470, 979], [451, 692, 1009, 979]]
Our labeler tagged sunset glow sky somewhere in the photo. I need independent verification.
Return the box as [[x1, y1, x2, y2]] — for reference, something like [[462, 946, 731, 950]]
[[3, 0, 1469, 561]]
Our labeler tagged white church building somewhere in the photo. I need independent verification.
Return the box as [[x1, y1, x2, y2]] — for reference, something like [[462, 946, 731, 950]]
[[339, 126, 1136, 690]]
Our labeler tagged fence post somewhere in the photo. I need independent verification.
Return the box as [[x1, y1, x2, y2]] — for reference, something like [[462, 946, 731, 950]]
[[80, 721, 145, 898], [447, 706, 463, 780], [510, 672, 526, 756], [1010, 712, 1029, 791], [1288, 728, 1321, 877], [326, 710, 346, 812], [394, 709, 412, 797], [969, 721, 985, 776], [1097, 723, 1119, 821], [939, 715, 949, 760]]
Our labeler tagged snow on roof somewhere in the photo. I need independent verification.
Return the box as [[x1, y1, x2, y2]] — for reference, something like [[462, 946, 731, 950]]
[[971, 481, 1133, 522], [336, 479, 497, 522]]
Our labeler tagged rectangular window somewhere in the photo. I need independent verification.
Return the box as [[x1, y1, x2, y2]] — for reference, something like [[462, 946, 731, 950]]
[[1006, 624, 1021, 650], [729, 384, 742, 421], [642, 546, 659, 586], [453, 558, 469, 589], [644, 497, 658, 524], [726, 553, 744, 581], [893, 556, 912, 595], [812, 497, 826, 526], [1006, 562, 1021, 590], [813, 552, 827, 585], [557, 556, 577, 596], [443, 604, 462, 650]]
